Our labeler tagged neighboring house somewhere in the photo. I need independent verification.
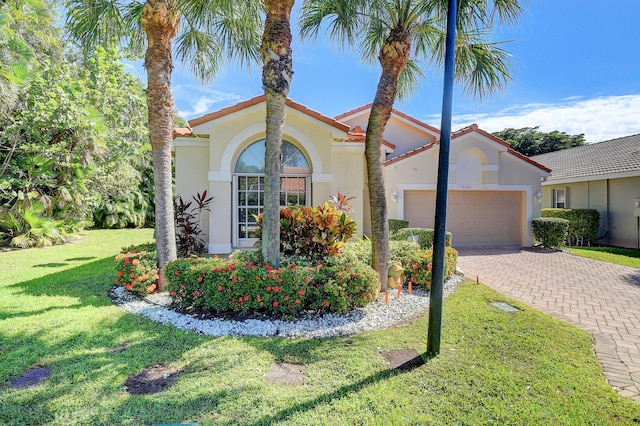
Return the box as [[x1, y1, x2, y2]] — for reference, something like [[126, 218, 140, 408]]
[[173, 95, 550, 254], [531, 134, 640, 249]]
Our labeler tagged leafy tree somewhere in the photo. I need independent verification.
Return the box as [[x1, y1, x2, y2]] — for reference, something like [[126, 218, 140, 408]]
[[0, 0, 58, 113], [82, 47, 153, 229], [66, 0, 262, 275], [493, 127, 586, 156], [260, 0, 294, 267], [0, 59, 105, 246], [300, 0, 524, 289]]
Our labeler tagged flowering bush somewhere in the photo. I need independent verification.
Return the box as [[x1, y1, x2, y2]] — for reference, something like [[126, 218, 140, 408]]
[[114, 243, 159, 294], [405, 246, 458, 289], [164, 256, 379, 317]]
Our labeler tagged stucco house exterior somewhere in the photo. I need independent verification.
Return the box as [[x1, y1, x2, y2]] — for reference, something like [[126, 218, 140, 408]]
[[531, 134, 640, 249], [172, 95, 550, 254]]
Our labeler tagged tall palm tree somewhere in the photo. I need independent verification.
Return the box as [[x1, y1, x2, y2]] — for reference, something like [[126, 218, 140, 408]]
[[66, 0, 262, 279], [300, 0, 523, 289], [260, 0, 294, 267]]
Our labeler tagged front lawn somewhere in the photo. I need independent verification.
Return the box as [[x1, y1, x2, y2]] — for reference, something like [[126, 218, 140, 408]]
[[1, 229, 639, 425], [569, 246, 640, 268]]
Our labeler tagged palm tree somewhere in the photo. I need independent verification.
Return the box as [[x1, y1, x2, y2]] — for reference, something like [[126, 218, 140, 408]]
[[300, 0, 523, 289], [260, 0, 294, 267], [66, 0, 262, 279]]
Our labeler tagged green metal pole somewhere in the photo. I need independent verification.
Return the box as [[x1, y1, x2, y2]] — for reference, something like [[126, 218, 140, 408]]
[[427, 0, 458, 356]]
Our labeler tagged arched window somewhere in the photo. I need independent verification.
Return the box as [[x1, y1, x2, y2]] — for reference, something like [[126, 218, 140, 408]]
[[233, 140, 311, 245]]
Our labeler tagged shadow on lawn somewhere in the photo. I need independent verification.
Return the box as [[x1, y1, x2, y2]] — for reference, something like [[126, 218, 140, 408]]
[[8, 257, 117, 310], [244, 352, 431, 426]]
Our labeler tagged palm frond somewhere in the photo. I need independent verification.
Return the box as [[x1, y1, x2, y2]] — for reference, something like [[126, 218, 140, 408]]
[[397, 59, 425, 99]]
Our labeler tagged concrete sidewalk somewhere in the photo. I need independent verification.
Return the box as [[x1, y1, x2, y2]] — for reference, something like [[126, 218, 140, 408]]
[[456, 247, 640, 403]]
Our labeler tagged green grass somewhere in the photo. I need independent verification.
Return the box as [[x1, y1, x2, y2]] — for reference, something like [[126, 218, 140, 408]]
[[1, 229, 639, 425], [569, 246, 640, 268]]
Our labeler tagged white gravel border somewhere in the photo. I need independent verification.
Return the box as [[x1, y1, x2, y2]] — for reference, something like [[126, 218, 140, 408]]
[[108, 273, 465, 338]]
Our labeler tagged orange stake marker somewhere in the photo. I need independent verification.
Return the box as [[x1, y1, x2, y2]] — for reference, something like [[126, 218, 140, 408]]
[[385, 290, 389, 305], [408, 282, 412, 294], [397, 286, 402, 299]]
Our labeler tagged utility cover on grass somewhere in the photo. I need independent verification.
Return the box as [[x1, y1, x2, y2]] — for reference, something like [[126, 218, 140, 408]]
[[265, 362, 305, 386], [380, 349, 424, 370], [490, 302, 521, 313]]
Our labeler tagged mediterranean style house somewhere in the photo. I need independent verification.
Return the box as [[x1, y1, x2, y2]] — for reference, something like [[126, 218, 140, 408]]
[[531, 134, 640, 249], [172, 95, 551, 254]]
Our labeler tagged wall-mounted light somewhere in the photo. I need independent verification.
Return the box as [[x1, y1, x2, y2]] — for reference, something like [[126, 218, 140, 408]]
[[392, 190, 398, 202], [534, 189, 543, 203]]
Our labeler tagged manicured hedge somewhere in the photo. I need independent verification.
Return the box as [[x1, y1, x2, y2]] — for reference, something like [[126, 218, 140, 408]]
[[532, 217, 570, 248], [164, 256, 379, 317], [388, 219, 409, 234], [542, 208, 600, 245], [390, 228, 452, 250]]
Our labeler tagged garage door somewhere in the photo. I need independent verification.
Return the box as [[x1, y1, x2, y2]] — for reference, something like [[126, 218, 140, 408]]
[[404, 190, 523, 247]]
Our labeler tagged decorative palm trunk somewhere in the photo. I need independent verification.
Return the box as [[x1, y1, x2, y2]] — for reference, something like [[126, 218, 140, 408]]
[[260, 0, 294, 267], [141, 0, 179, 286], [366, 27, 411, 290]]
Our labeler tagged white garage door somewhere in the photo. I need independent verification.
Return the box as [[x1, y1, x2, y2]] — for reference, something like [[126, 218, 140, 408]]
[[404, 190, 523, 247]]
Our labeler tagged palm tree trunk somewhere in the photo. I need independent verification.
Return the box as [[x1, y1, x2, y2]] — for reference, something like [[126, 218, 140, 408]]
[[141, 0, 179, 287], [260, 0, 294, 268], [366, 27, 411, 291]]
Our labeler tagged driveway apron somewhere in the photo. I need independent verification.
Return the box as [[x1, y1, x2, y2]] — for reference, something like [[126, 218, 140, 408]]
[[456, 247, 640, 403]]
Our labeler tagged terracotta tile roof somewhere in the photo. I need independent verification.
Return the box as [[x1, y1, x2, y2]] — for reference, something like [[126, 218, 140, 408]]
[[345, 125, 396, 149], [383, 142, 437, 166], [335, 104, 440, 135], [383, 123, 551, 173], [187, 94, 350, 133], [531, 133, 640, 181], [173, 127, 194, 138]]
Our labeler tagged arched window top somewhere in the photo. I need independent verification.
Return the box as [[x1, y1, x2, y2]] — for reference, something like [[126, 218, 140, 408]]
[[234, 140, 310, 174]]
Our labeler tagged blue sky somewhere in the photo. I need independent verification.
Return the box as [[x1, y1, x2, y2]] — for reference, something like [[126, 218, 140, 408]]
[[128, 0, 640, 143]]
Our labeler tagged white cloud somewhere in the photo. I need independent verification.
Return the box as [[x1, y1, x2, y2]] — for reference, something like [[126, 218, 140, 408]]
[[175, 89, 243, 119], [450, 94, 640, 143]]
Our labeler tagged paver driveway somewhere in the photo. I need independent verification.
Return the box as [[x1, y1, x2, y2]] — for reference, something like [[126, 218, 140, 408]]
[[456, 247, 640, 403]]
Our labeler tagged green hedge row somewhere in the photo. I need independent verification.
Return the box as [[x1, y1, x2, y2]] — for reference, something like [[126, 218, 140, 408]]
[[532, 217, 570, 248], [390, 228, 452, 250], [541, 208, 600, 245]]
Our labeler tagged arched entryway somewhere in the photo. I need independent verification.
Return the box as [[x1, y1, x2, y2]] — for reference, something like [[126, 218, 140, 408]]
[[233, 139, 311, 248]]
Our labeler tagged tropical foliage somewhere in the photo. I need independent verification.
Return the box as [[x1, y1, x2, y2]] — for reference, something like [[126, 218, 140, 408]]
[[256, 203, 357, 260], [0, 44, 152, 248], [299, 0, 525, 290]]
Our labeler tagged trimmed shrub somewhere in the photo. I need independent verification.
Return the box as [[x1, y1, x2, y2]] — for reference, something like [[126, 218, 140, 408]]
[[390, 228, 452, 250], [405, 246, 458, 289], [388, 219, 409, 234], [532, 217, 570, 248], [338, 239, 421, 272], [542, 208, 600, 245], [164, 256, 379, 317], [255, 203, 356, 260], [114, 243, 159, 294], [390, 240, 421, 269]]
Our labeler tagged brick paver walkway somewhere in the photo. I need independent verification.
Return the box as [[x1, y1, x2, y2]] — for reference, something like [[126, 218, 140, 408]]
[[457, 247, 640, 402]]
